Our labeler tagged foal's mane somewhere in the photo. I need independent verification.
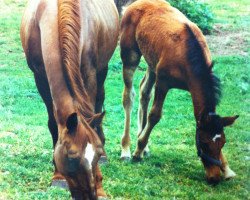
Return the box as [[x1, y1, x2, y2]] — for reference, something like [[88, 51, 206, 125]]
[[186, 24, 221, 112], [58, 0, 95, 121]]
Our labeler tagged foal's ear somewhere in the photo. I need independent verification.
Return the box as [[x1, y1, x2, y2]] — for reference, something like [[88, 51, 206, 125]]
[[89, 112, 105, 128], [222, 115, 239, 127], [66, 112, 78, 132]]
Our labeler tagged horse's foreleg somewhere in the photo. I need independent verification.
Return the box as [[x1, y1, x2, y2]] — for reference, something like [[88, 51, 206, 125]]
[[220, 151, 236, 179], [137, 68, 155, 156], [133, 77, 169, 160], [95, 165, 107, 198]]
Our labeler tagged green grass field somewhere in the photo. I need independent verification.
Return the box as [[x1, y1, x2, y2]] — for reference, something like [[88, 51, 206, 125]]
[[0, 0, 249, 199]]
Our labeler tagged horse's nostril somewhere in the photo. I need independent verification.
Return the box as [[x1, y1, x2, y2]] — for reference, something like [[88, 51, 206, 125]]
[[207, 176, 221, 185], [67, 157, 81, 173], [68, 150, 79, 158]]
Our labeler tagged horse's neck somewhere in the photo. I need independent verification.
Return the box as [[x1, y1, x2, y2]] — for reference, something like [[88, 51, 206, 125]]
[[189, 81, 216, 122], [50, 74, 76, 124]]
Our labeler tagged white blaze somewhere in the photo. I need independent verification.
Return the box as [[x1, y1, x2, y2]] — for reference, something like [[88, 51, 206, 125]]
[[212, 134, 221, 142], [85, 143, 95, 168]]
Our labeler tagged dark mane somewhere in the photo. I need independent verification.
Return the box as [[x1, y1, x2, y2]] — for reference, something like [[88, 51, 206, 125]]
[[58, 0, 95, 121], [186, 24, 221, 112]]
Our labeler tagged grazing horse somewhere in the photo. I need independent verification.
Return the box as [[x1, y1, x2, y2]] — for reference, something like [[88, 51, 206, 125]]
[[120, 0, 238, 184], [20, 0, 119, 199]]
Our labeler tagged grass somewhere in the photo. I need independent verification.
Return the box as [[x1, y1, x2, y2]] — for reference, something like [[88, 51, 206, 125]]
[[0, 0, 249, 199]]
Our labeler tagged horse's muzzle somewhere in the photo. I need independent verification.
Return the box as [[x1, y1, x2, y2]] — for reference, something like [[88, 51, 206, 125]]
[[206, 176, 221, 185], [67, 157, 81, 174]]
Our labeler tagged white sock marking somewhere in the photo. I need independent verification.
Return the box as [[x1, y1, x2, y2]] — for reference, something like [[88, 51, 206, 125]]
[[224, 165, 236, 179], [121, 146, 131, 158]]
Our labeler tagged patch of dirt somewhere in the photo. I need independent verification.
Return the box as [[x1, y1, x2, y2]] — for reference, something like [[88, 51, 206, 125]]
[[205, 24, 249, 56]]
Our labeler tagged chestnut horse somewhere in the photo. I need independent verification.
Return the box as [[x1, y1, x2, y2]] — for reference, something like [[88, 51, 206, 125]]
[[120, 0, 238, 184], [20, 0, 119, 199]]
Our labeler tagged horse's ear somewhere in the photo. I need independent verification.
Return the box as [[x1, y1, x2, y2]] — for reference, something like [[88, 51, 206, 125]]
[[222, 115, 239, 127], [66, 112, 78, 132], [89, 112, 105, 128]]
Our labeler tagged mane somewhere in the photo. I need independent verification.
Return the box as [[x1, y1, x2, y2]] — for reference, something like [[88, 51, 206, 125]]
[[186, 24, 221, 112], [58, 0, 95, 121]]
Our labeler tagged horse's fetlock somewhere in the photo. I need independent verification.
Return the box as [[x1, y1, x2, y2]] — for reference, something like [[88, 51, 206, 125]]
[[137, 139, 146, 151]]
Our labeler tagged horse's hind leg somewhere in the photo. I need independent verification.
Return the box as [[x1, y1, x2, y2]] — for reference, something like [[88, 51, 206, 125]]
[[120, 33, 141, 160], [133, 72, 169, 160], [34, 74, 68, 188], [95, 67, 108, 145], [137, 68, 156, 154], [34, 74, 58, 148], [95, 67, 108, 163]]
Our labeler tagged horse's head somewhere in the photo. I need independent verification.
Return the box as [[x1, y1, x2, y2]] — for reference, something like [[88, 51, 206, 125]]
[[196, 113, 238, 184], [54, 112, 105, 199]]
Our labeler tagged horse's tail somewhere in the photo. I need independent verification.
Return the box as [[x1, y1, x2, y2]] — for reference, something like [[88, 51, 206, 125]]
[[58, 0, 83, 99], [58, 0, 94, 118]]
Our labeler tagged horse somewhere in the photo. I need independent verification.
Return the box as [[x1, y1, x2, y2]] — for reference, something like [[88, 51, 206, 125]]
[[20, 0, 119, 199], [120, 0, 238, 184]]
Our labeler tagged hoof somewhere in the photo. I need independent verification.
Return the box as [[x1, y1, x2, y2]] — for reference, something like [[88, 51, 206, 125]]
[[51, 179, 69, 189], [206, 177, 221, 185], [98, 197, 108, 200], [132, 155, 142, 162], [98, 155, 108, 165], [120, 156, 131, 162], [143, 150, 150, 157], [224, 167, 236, 180]]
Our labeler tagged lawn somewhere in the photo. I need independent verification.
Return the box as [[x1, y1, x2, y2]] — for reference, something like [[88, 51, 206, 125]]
[[0, 0, 249, 199]]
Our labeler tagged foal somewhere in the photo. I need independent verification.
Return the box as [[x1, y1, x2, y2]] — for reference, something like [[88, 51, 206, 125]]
[[120, 0, 238, 184]]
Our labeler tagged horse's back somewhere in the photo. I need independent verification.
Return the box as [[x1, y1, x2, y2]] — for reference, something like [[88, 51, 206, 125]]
[[80, 0, 119, 70], [21, 0, 59, 74], [21, 0, 119, 74], [121, 0, 211, 69]]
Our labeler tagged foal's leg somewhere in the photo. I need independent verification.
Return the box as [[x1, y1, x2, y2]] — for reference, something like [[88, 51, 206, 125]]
[[120, 55, 141, 159], [137, 68, 156, 155], [120, 23, 142, 160], [133, 76, 169, 160], [121, 64, 137, 160], [220, 151, 236, 179]]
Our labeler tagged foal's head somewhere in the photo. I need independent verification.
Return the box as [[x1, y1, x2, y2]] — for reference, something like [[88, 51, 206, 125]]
[[196, 113, 238, 184], [54, 112, 104, 199]]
